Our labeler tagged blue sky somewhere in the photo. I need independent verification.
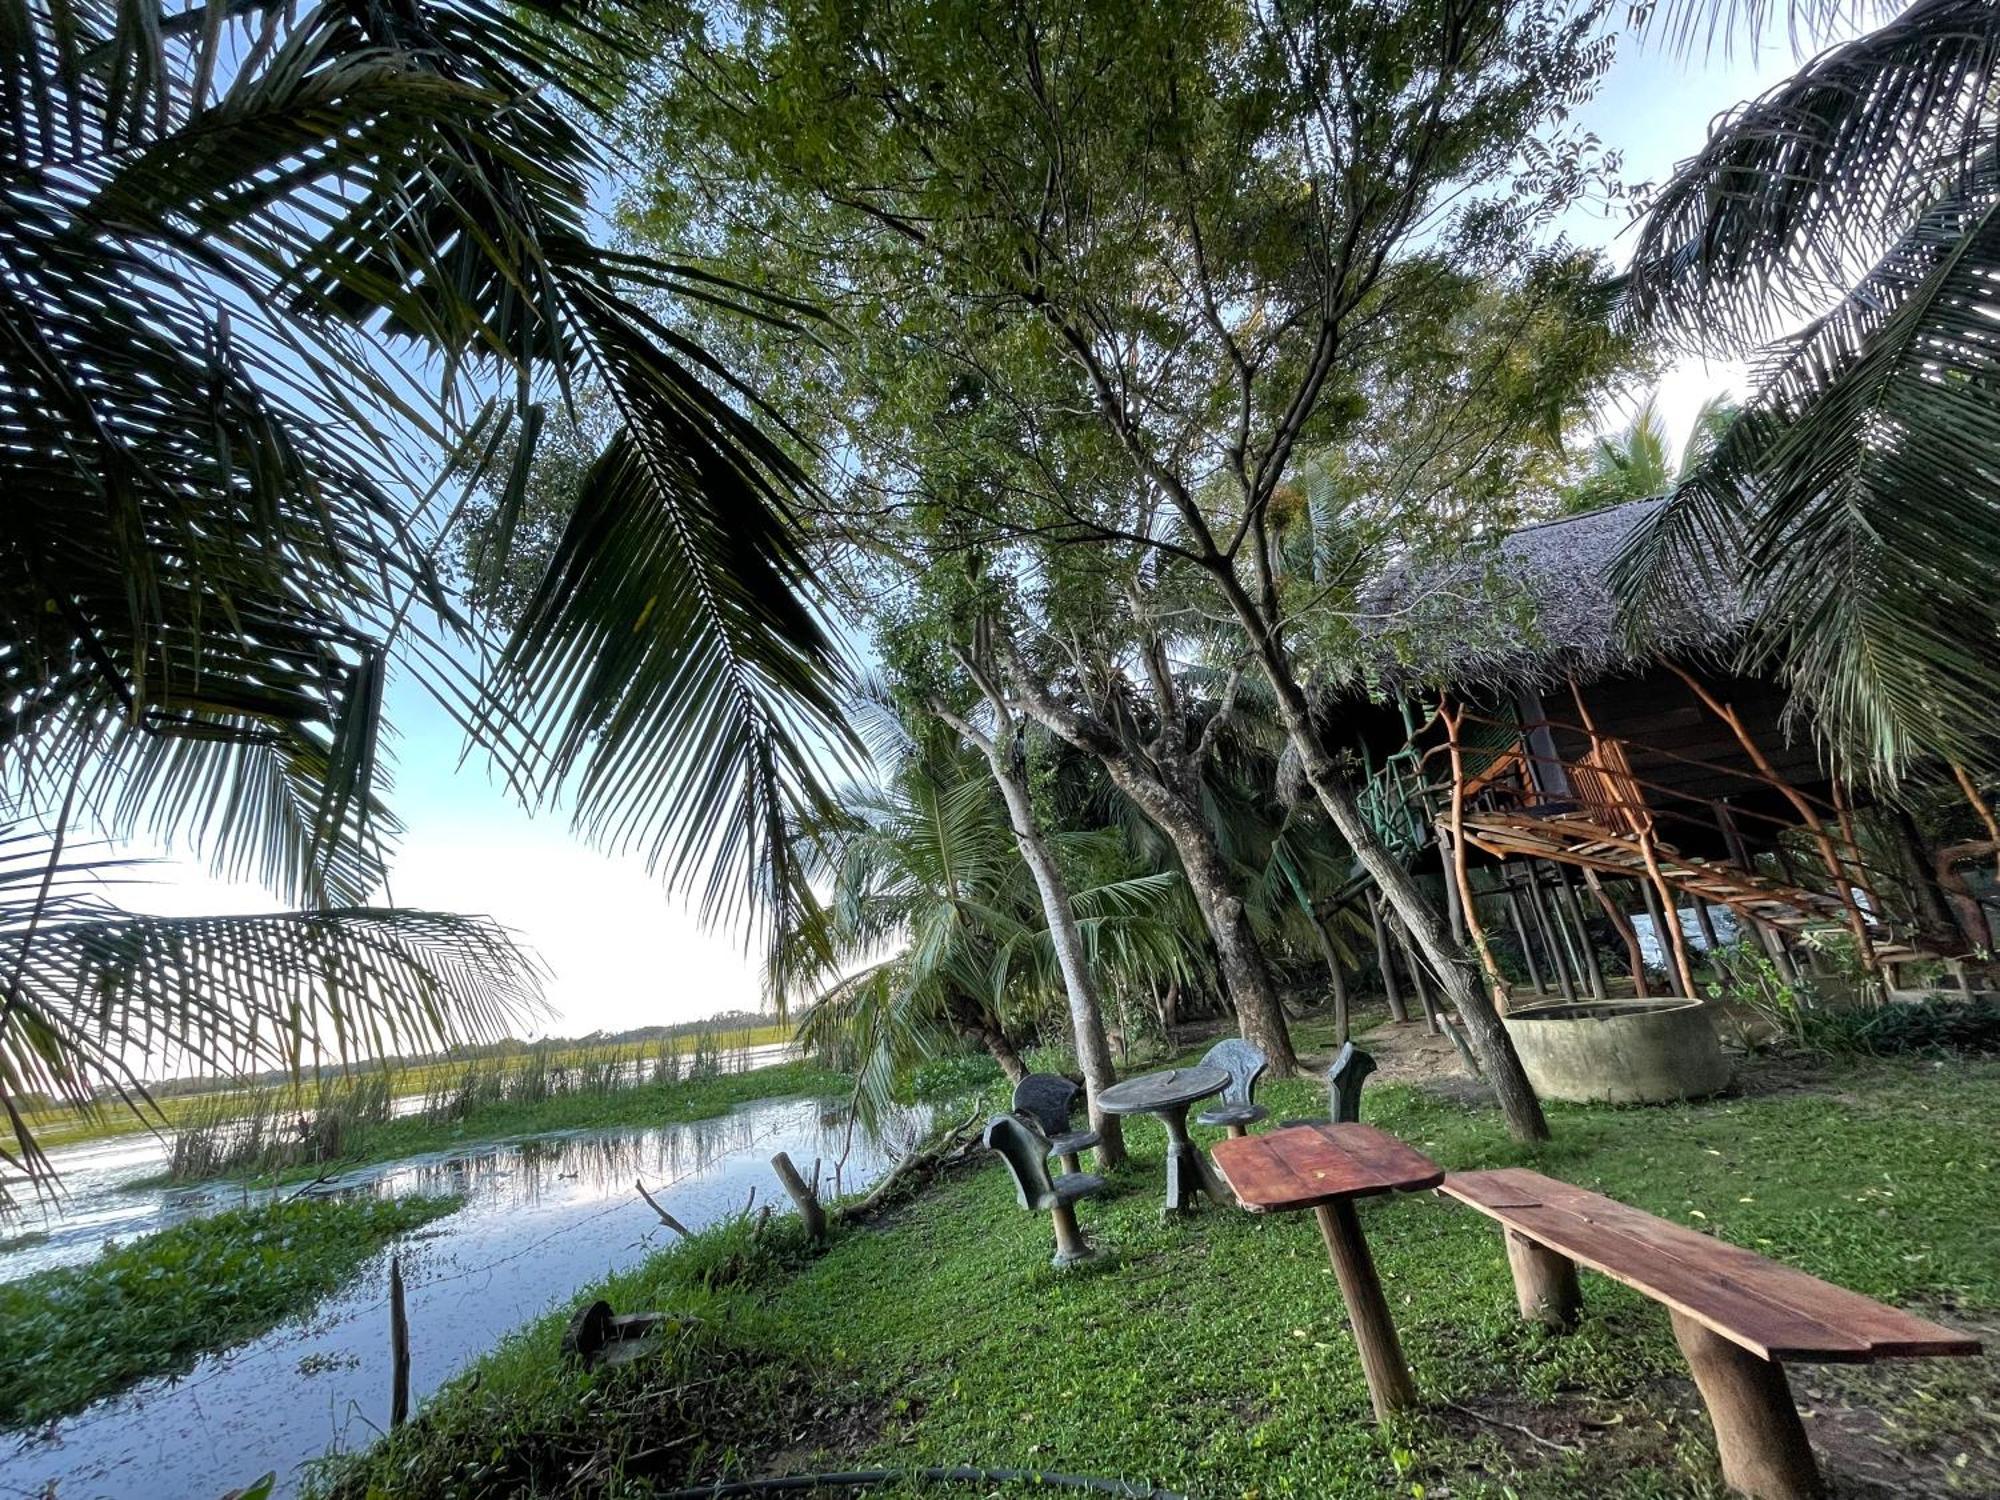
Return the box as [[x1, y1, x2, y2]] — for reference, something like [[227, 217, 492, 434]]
[[130, 22, 1823, 1042]]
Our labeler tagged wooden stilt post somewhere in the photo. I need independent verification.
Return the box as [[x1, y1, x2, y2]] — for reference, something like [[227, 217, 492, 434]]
[[1440, 697, 1515, 1020], [1393, 915, 1442, 1035], [1524, 864, 1577, 1002], [1311, 907, 1352, 1042], [1369, 892, 1410, 1024], [1555, 861, 1609, 1000], [1439, 826, 1468, 943], [1502, 873, 1548, 995], [1584, 868, 1650, 998], [1691, 898, 1723, 980], [1637, 876, 1685, 997]]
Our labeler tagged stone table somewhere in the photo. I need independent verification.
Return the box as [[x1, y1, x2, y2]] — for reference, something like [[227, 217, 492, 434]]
[[1097, 1065, 1230, 1215]]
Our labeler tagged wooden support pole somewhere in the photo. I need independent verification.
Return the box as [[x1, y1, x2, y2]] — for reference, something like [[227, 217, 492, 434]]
[[1503, 1229, 1582, 1330], [1438, 826, 1468, 943], [389, 1253, 410, 1430], [1314, 1200, 1418, 1421], [1637, 827, 1701, 1000], [1555, 861, 1609, 1000], [1523, 864, 1577, 1002], [1440, 697, 1515, 1020], [1671, 1312, 1824, 1500], [1502, 876, 1548, 994], [1311, 908, 1352, 1043], [1585, 868, 1650, 998], [1637, 875, 1686, 997], [1692, 898, 1723, 978], [1392, 915, 1442, 1035], [1369, 892, 1410, 1024], [771, 1151, 827, 1242]]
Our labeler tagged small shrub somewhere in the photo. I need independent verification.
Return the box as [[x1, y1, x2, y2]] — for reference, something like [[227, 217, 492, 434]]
[[907, 1051, 1003, 1102], [1804, 994, 2000, 1057]]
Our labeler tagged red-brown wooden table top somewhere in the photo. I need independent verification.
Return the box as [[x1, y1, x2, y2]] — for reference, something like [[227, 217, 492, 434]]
[[1210, 1123, 1444, 1213]]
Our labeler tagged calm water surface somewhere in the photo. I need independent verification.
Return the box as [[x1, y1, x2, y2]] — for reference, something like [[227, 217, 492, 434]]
[[0, 1086, 928, 1500]]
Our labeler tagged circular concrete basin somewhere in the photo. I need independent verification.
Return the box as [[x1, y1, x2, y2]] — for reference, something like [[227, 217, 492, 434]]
[[1503, 998, 1731, 1105]]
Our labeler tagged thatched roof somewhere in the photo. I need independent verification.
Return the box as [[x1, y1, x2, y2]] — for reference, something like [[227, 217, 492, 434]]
[[1345, 497, 1749, 694]]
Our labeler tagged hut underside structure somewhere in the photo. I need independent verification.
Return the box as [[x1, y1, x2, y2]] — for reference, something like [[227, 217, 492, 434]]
[[1340, 500, 1995, 1011]]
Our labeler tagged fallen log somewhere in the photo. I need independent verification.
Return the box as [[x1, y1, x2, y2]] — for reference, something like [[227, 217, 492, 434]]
[[833, 1106, 983, 1226]]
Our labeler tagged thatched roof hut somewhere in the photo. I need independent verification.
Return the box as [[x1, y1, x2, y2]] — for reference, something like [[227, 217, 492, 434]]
[[1348, 497, 1750, 694]]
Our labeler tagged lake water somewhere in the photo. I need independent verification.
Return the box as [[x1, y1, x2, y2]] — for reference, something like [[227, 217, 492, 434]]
[[0, 1087, 929, 1500]]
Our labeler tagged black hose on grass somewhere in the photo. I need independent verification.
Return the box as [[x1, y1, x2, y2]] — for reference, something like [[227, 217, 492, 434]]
[[655, 1467, 1186, 1498]]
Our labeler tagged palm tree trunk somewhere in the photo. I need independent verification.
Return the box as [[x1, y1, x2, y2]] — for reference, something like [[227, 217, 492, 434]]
[[977, 744, 1127, 1167], [1003, 667, 1300, 1074], [1109, 769, 1301, 1073]]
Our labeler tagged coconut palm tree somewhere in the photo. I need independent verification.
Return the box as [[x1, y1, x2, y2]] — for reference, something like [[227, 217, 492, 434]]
[[0, 0, 850, 1177], [1614, 0, 2000, 778], [786, 750, 1200, 1125], [1559, 393, 1738, 514]]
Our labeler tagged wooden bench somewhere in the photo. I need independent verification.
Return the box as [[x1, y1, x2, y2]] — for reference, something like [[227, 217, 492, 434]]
[[1441, 1168, 1981, 1500]]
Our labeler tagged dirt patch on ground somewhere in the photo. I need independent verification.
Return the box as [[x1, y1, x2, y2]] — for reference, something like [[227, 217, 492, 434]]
[[1438, 1323, 2000, 1500]]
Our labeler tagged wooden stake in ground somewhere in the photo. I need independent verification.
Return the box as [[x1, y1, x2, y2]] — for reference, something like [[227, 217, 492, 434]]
[[771, 1150, 827, 1242], [389, 1253, 410, 1430]]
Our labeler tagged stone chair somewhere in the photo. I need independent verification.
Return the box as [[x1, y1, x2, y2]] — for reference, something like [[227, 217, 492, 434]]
[[982, 1113, 1109, 1267], [1277, 1042, 1378, 1128], [1011, 1073, 1101, 1175], [1193, 1038, 1270, 1137]]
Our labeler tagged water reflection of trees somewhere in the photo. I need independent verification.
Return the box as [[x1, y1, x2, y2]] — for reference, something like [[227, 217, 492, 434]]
[[355, 1099, 935, 1212]]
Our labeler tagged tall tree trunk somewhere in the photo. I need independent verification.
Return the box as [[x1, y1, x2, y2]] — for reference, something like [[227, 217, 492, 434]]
[[1258, 658, 1550, 1141], [1002, 662, 1301, 1074], [978, 745, 1127, 1167], [1106, 768, 1301, 1073]]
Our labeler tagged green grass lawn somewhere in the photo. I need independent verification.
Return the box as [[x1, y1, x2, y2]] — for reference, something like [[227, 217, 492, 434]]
[[310, 1046, 1999, 1499], [0, 1193, 461, 1428]]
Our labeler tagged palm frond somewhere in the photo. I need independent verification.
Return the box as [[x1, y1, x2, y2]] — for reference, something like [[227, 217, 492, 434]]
[[1626, 0, 2000, 346], [1616, 157, 2000, 775], [1, 897, 542, 1186]]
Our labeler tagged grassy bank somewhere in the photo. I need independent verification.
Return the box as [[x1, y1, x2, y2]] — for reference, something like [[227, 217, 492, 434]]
[[0, 1194, 460, 1428], [310, 1047, 1999, 1499], [141, 1058, 851, 1189], [5, 1025, 795, 1158]]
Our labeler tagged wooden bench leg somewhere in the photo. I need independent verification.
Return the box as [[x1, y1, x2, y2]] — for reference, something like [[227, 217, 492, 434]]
[[1315, 1201, 1418, 1421], [1048, 1202, 1094, 1268], [1671, 1312, 1825, 1500], [1504, 1229, 1581, 1330]]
